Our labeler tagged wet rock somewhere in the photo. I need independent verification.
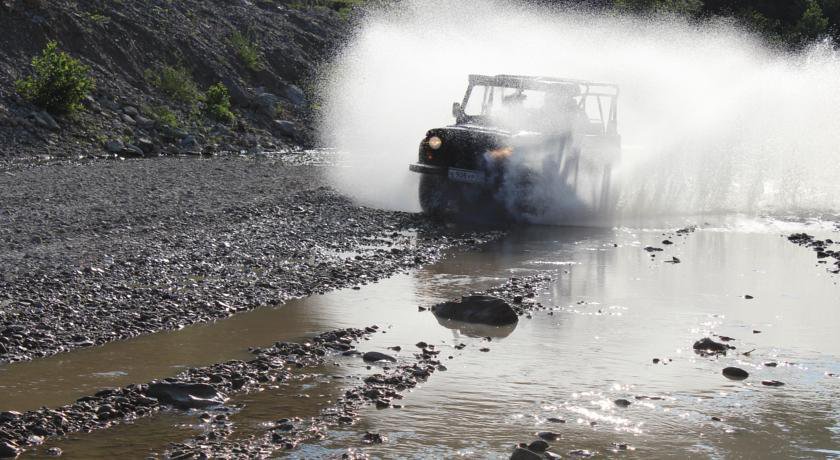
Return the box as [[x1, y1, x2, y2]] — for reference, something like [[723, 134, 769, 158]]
[[362, 351, 397, 363], [744, 294, 754, 299], [614, 399, 632, 408], [0, 441, 21, 458], [361, 432, 384, 444], [722, 367, 749, 380], [528, 439, 550, 452], [145, 382, 227, 409], [644, 246, 663, 252], [547, 417, 565, 423], [569, 450, 594, 457], [761, 380, 785, 387], [537, 432, 559, 441], [764, 361, 778, 367], [693, 337, 730, 355], [510, 447, 543, 460], [0, 411, 22, 422], [46, 447, 62, 456], [432, 295, 518, 326]]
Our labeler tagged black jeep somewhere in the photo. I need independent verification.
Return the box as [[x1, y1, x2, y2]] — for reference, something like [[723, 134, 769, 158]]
[[409, 74, 620, 220]]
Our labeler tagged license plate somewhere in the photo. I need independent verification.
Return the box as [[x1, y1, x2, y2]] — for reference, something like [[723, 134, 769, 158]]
[[448, 168, 485, 185]]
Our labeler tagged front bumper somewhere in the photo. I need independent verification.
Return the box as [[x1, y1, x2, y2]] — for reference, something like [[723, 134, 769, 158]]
[[409, 163, 447, 175], [409, 163, 488, 186]]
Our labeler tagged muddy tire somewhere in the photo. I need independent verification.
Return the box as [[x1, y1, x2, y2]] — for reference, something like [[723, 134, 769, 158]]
[[418, 174, 454, 218]]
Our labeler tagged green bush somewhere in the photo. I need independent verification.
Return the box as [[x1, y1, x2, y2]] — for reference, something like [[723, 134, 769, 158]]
[[230, 32, 263, 72], [204, 83, 235, 123], [145, 105, 180, 129], [16, 41, 95, 114], [145, 65, 200, 105]]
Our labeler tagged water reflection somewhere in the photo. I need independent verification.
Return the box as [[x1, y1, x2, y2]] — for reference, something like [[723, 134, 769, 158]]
[[433, 316, 518, 338]]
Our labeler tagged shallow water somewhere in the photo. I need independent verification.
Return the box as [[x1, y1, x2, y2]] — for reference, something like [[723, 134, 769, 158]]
[[6, 220, 840, 458]]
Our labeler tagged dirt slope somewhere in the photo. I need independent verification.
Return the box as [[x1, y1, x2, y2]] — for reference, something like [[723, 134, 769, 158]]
[[0, 0, 349, 158]]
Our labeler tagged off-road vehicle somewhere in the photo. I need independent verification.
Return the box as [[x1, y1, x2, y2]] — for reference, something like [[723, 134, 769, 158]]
[[409, 74, 620, 220]]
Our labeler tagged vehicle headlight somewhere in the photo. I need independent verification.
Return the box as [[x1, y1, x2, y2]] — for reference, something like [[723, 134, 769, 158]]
[[427, 136, 442, 150]]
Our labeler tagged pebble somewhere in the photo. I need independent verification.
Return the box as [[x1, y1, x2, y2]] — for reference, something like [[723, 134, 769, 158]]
[[722, 367, 749, 380], [614, 399, 632, 408]]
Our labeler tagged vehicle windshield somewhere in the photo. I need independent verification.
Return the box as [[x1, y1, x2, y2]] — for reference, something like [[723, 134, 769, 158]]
[[463, 84, 584, 133]]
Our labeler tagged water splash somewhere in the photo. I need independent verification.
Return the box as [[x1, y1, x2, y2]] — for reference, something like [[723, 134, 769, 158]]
[[318, 0, 840, 223]]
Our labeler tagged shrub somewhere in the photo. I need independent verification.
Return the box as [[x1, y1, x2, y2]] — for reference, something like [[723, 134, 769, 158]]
[[204, 83, 235, 123], [230, 32, 263, 72], [16, 41, 95, 114], [145, 105, 180, 129], [145, 65, 200, 105]]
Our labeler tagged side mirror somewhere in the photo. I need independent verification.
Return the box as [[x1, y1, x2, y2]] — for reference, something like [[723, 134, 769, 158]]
[[452, 102, 462, 119]]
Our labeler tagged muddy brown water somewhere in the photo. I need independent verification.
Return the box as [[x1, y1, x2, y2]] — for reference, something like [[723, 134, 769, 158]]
[[3, 221, 839, 458]]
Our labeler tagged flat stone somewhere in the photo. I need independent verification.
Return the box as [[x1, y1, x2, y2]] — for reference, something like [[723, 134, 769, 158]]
[[432, 295, 518, 326], [145, 382, 227, 409], [362, 351, 396, 363], [722, 367, 749, 380]]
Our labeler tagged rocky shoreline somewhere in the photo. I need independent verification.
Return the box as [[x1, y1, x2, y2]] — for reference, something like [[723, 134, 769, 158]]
[[0, 327, 376, 458], [0, 156, 502, 364], [0, 275, 555, 459]]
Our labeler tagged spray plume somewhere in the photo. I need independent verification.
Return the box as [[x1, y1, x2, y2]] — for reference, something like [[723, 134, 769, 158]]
[[318, 0, 840, 224]]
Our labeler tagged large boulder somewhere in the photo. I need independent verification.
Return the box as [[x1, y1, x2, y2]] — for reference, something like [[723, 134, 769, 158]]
[[432, 295, 518, 326], [145, 382, 226, 409]]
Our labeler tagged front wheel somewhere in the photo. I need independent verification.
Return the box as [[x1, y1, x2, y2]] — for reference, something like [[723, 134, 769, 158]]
[[418, 174, 455, 218]]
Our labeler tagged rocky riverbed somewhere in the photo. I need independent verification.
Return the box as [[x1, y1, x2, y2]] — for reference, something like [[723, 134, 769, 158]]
[[0, 155, 500, 364]]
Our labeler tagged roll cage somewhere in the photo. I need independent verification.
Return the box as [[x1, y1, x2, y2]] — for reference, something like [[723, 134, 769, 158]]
[[455, 74, 620, 136]]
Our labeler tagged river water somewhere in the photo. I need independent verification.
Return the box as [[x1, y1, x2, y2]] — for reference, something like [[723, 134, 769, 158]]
[[3, 219, 839, 459]]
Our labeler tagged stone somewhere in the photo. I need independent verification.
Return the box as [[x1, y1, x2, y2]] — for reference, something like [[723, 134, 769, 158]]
[[0, 410, 22, 422], [722, 367, 749, 380], [761, 380, 784, 387], [254, 92, 280, 117], [528, 440, 550, 452], [180, 135, 201, 154], [284, 84, 306, 107], [145, 382, 227, 409], [221, 77, 251, 107], [510, 447, 542, 460], [136, 138, 156, 155], [273, 120, 297, 138], [135, 115, 154, 128], [537, 432, 559, 441], [0, 440, 21, 458], [432, 295, 518, 326], [34, 111, 59, 130], [121, 113, 136, 125], [614, 398, 632, 407], [693, 337, 729, 355], [361, 432, 384, 444], [362, 351, 396, 363], [104, 140, 124, 153], [123, 143, 144, 158], [123, 106, 139, 116]]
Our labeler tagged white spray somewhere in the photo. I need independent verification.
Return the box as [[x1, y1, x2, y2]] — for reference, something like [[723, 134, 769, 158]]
[[318, 0, 840, 224]]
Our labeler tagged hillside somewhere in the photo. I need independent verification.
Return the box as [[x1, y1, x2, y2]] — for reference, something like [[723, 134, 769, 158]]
[[0, 0, 350, 159]]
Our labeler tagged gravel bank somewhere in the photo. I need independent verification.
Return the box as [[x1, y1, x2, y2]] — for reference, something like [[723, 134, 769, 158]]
[[0, 156, 500, 363]]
